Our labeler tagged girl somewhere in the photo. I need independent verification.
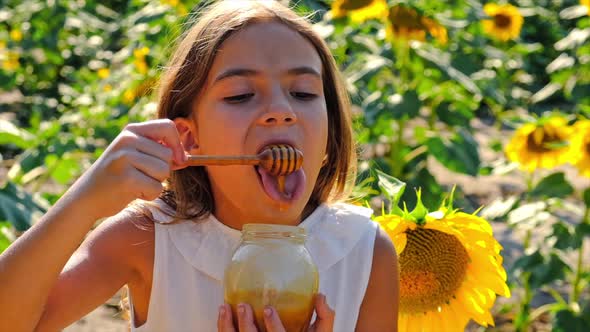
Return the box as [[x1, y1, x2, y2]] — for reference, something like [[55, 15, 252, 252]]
[[0, 1, 399, 331]]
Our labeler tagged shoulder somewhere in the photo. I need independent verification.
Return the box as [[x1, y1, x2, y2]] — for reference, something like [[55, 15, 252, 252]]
[[356, 226, 399, 331], [80, 206, 154, 280], [372, 226, 398, 269]]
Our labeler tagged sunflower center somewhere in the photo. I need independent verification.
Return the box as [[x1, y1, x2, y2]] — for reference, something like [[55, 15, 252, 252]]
[[399, 228, 469, 314], [493, 13, 512, 28], [525, 129, 565, 153]]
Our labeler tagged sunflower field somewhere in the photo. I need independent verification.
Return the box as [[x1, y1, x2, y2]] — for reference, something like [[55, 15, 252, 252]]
[[1, 0, 590, 331]]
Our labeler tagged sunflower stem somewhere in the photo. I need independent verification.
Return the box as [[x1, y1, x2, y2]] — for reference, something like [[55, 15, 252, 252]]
[[525, 172, 535, 193], [547, 287, 567, 306], [515, 272, 532, 332], [529, 302, 559, 323], [388, 40, 410, 179], [571, 206, 589, 303], [516, 230, 534, 332], [390, 119, 407, 179]]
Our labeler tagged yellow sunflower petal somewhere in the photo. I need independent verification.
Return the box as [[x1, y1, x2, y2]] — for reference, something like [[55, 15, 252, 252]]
[[455, 288, 491, 326], [483, 3, 500, 15], [392, 233, 408, 253], [446, 302, 470, 331], [398, 313, 409, 332], [331, 0, 388, 22], [467, 265, 511, 297]]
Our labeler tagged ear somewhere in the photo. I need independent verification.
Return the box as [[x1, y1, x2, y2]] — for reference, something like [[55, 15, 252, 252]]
[[173, 117, 199, 155]]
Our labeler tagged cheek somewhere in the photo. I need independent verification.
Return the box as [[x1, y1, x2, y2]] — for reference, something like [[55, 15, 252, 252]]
[[196, 104, 252, 154], [299, 110, 329, 177]]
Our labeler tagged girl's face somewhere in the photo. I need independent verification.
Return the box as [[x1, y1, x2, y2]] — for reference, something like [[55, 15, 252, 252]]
[[191, 21, 328, 227]]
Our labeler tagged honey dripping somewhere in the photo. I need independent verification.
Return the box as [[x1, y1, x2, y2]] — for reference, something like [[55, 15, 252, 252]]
[[277, 176, 286, 194], [277, 176, 286, 212]]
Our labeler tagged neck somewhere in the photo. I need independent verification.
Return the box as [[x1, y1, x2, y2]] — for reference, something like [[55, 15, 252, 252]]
[[213, 198, 319, 231]]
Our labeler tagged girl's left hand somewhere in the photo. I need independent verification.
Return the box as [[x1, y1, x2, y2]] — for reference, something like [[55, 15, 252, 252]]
[[217, 293, 335, 332]]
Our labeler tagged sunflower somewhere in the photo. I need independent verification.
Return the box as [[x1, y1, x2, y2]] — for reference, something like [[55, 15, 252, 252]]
[[505, 117, 572, 172], [582, 0, 590, 15], [482, 3, 523, 41], [386, 5, 448, 45], [331, 0, 388, 22], [374, 190, 510, 331], [569, 119, 590, 177]]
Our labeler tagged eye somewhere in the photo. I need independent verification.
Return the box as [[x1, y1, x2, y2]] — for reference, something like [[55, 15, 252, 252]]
[[291, 92, 317, 100], [223, 93, 254, 104]]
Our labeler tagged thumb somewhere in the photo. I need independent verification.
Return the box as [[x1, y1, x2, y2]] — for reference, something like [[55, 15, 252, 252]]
[[309, 294, 334, 332]]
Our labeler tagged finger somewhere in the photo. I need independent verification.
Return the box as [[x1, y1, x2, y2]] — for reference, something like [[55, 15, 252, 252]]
[[128, 150, 171, 182], [133, 134, 189, 171], [263, 307, 286, 332], [237, 303, 258, 332], [125, 119, 186, 165], [133, 134, 175, 165], [310, 294, 334, 332], [127, 166, 164, 200], [217, 304, 236, 332]]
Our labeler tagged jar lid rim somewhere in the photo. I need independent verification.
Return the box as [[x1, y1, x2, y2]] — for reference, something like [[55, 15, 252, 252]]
[[242, 223, 306, 235]]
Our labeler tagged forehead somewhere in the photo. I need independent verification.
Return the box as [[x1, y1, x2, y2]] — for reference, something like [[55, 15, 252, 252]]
[[209, 21, 323, 77]]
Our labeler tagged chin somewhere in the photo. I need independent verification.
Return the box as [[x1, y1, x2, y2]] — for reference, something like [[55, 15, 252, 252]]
[[249, 195, 307, 224]]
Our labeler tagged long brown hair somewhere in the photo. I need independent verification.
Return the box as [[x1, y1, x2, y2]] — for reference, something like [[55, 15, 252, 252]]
[[148, 0, 356, 220]]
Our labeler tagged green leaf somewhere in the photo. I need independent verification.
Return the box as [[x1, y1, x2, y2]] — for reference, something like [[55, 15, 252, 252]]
[[0, 119, 36, 149], [529, 253, 571, 289], [409, 189, 428, 225], [553, 308, 590, 332], [435, 101, 473, 127], [508, 202, 551, 228], [389, 90, 420, 120], [583, 188, 590, 207], [550, 222, 578, 250], [513, 251, 544, 271], [529, 172, 574, 199], [480, 196, 519, 221], [426, 129, 480, 176], [0, 182, 49, 232], [49, 155, 81, 185], [0, 222, 13, 254], [575, 222, 590, 244], [413, 43, 481, 96], [375, 169, 406, 215]]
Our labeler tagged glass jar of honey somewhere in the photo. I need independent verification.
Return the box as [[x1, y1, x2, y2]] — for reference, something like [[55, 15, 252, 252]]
[[223, 224, 318, 332]]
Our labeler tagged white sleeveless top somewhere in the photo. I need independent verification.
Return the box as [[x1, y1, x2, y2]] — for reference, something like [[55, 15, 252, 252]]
[[129, 199, 378, 332]]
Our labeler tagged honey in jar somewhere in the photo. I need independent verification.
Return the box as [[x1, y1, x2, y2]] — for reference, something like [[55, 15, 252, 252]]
[[223, 224, 318, 332]]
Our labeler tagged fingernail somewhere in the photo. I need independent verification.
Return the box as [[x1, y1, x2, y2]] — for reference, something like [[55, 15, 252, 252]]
[[264, 307, 272, 317], [219, 306, 226, 317], [238, 304, 245, 315]]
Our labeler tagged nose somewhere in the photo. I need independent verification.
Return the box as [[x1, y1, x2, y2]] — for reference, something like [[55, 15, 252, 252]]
[[257, 91, 298, 126]]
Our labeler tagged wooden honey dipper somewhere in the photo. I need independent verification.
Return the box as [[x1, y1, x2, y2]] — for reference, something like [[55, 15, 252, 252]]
[[186, 144, 303, 177]]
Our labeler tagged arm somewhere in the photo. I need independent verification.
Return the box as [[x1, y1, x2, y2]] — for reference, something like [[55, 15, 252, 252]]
[[0, 119, 185, 331], [355, 227, 400, 332], [0, 189, 109, 332], [34, 210, 153, 331]]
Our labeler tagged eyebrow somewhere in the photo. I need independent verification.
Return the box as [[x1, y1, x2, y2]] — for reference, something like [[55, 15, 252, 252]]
[[213, 66, 322, 84]]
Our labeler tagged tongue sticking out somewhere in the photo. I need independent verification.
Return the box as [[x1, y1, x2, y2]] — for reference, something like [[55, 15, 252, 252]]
[[257, 167, 306, 203]]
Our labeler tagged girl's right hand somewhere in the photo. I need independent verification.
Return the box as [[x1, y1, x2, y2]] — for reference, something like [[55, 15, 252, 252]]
[[73, 119, 187, 219], [217, 293, 335, 332]]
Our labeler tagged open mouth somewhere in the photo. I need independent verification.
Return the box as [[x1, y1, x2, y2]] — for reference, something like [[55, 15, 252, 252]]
[[254, 165, 306, 203]]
